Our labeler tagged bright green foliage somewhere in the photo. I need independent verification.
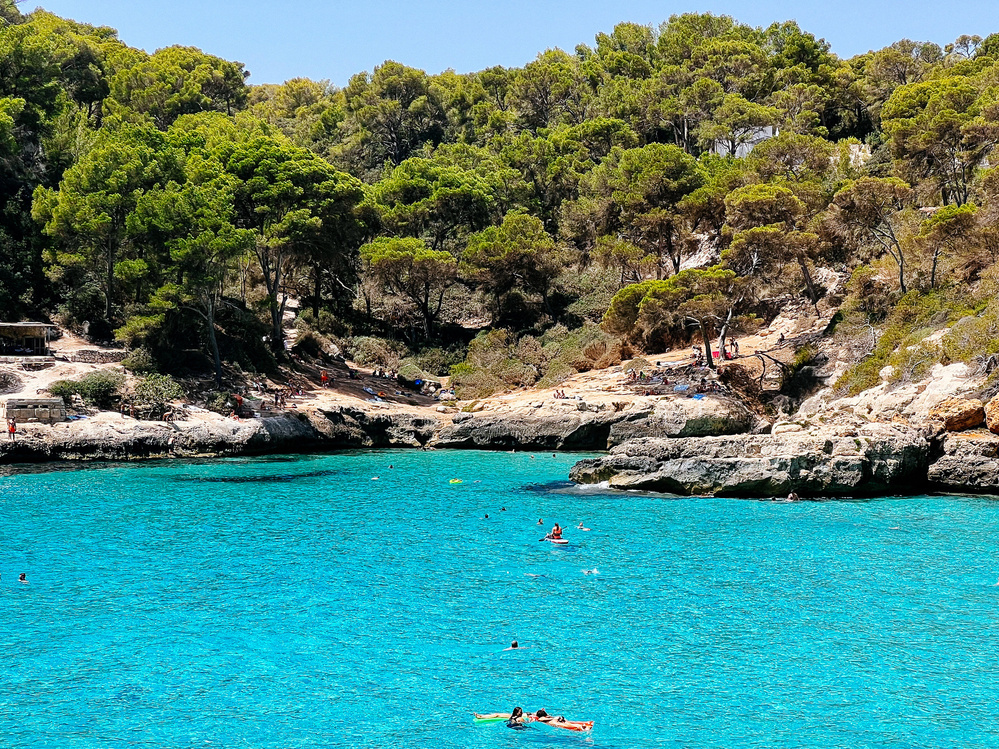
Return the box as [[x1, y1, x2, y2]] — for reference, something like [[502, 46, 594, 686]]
[[882, 76, 999, 206], [603, 266, 744, 362], [49, 369, 125, 408], [509, 49, 590, 130], [914, 203, 978, 289], [570, 143, 702, 277], [132, 372, 185, 416], [224, 135, 368, 350], [373, 157, 492, 251], [335, 61, 446, 175], [110, 45, 248, 128], [14, 5, 999, 398], [463, 211, 563, 320], [361, 236, 458, 338], [827, 177, 915, 293], [33, 123, 183, 326]]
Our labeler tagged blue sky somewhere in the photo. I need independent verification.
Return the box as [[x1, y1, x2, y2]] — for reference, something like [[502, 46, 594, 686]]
[[32, 1, 999, 85]]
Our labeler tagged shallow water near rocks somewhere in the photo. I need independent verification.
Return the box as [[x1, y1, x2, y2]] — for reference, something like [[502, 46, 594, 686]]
[[2, 449, 999, 748]]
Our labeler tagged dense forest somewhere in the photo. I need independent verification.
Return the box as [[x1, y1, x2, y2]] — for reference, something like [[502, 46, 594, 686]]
[[3, 1, 999, 398]]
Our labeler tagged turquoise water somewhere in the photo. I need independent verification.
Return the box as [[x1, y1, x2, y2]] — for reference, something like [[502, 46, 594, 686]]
[[2, 450, 999, 748]]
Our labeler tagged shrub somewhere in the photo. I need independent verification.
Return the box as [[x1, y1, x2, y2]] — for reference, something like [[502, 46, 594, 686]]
[[349, 336, 409, 368], [122, 347, 157, 374], [835, 290, 974, 395], [292, 330, 333, 360], [941, 309, 999, 365], [397, 362, 439, 389], [49, 370, 125, 409], [47, 380, 77, 403], [204, 391, 232, 415], [133, 374, 185, 417], [412, 346, 465, 377]]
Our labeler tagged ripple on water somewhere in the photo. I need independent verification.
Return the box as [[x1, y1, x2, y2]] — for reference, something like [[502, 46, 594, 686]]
[[2, 450, 999, 748]]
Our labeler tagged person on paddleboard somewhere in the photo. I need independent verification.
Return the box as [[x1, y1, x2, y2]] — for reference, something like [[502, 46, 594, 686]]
[[549, 523, 562, 539]]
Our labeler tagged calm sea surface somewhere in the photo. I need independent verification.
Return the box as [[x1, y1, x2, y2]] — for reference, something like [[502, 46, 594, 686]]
[[2, 450, 998, 748]]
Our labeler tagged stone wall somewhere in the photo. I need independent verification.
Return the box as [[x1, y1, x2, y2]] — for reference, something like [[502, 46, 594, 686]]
[[1, 397, 67, 424], [69, 349, 127, 364]]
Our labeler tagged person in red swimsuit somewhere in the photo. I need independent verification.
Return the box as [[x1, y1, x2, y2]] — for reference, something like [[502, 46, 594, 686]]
[[550, 523, 562, 539]]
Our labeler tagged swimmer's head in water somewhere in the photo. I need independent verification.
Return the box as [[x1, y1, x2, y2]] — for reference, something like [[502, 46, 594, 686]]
[[535, 708, 549, 718], [511, 640, 518, 648], [511, 707, 523, 718]]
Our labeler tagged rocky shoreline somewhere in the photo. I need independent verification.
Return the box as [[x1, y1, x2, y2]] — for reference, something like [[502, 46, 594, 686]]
[[1, 390, 996, 498]]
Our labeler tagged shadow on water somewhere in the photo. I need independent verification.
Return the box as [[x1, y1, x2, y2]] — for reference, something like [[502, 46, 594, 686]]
[[172, 469, 341, 483], [520, 480, 577, 493]]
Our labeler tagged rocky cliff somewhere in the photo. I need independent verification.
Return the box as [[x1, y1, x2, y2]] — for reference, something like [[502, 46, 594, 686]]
[[569, 424, 930, 497], [0, 406, 441, 462]]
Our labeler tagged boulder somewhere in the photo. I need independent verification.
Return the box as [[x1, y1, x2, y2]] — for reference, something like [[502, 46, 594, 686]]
[[607, 395, 755, 446], [986, 398, 999, 435], [928, 397, 985, 431], [927, 431, 999, 491]]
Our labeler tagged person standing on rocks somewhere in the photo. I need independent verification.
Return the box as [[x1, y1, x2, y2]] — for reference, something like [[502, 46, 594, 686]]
[[7, 416, 15, 442]]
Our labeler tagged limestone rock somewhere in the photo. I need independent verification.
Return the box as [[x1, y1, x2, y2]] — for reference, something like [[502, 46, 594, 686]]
[[432, 394, 756, 451], [607, 395, 755, 446], [569, 425, 929, 498], [928, 397, 985, 431], [927, 431, 999, 491], [986, 398, 999, 435]]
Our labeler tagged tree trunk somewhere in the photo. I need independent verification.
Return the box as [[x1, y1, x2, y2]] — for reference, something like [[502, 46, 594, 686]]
[[312, 261, 322, 317], [797, 256, 819, 304], [700, 320, 715, 370], [105, 239, 115, 322], [897, 249, 907, 294], [716, 305, 735, 362], [206, 298, 223, 388]]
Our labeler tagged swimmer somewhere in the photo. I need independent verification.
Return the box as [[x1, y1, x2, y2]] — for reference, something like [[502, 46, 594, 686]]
[[506, 707, 528, 729], [582, 568, 599, 575], [501, 507, 506, 511], [484, 514, 489, 519], [577, 521, 591, 531], [537, 518, 544, 525], [19, 573, 27, 583], [371, 476, 379, 480], [503, 640, 519, 650], [525, 573, 544, 578]]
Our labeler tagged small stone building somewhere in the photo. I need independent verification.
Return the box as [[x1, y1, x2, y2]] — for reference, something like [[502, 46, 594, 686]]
[[0, 322, 57, 356], [1, 397, 67, 424]]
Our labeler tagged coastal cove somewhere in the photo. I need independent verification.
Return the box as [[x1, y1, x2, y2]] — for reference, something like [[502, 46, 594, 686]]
[[4, 449, 999, 748]]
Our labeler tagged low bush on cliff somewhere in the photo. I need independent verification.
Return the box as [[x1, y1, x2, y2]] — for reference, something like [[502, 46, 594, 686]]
[[448, 324, 623, 398], [132, 374, 185, 418], [49, 370, 126, 409], [834, 290, 976, 395]]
